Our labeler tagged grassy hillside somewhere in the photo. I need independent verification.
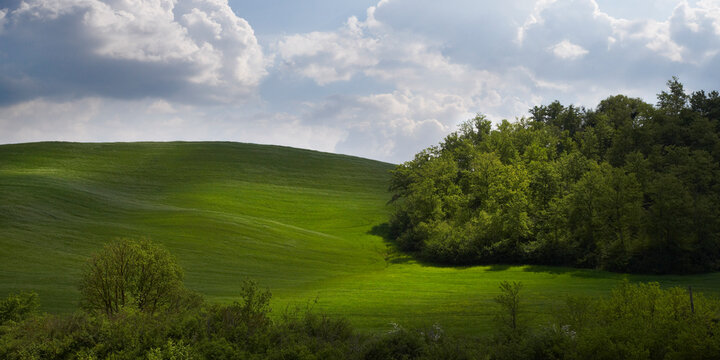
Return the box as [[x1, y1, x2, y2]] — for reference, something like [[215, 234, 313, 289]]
[[2, 142, 719, 334]]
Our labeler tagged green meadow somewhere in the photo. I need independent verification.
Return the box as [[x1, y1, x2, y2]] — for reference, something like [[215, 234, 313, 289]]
[[1, 141, 719, 334]]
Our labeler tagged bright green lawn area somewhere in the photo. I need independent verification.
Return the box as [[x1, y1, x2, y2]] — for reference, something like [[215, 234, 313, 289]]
[[2, 142, 719, 335]]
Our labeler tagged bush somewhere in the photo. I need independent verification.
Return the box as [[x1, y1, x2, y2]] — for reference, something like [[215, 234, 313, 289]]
[[0, 291, 38, 326], [362, 324, 425, 360]]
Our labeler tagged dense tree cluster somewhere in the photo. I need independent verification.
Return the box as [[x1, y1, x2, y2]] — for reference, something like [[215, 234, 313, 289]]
[[389, 78, 720, 273]]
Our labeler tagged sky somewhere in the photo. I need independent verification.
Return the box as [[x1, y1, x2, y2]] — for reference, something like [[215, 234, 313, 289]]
[[0, 0, 719, 163]]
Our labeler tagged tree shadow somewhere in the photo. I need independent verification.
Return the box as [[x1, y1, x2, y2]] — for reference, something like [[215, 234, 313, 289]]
[[521, 265, 577, 275], [367, 222, 390, 239], [521, 265, 626, 279], [486, 264, 512, 271], [368, 223, 414, 265], [367, 223, 475, 269], [366, 223, 634, 278]]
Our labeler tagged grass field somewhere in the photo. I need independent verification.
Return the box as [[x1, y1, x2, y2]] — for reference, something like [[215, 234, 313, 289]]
[[2, 141, 719, 335]]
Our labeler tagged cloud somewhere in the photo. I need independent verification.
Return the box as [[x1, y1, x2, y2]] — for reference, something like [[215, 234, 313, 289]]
[[0, 8, 7, 33], [276, 22, 379, 85], [274, 2, 568, 161], [0, 97, 346, 154], [513, 0, 718, 90], [0, 0, 268, 104], [269, 0, 720, 162], [549, 40, 589, 59], [146, 100, 177, 115], [518, 0, 718, 65], [517, 0, 558, 44], [2, 0, 720, 164], [300, 90, 470, 160], [668, 0, 720, 63]]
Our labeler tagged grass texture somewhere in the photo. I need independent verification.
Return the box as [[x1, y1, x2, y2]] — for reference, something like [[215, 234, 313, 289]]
[[2, 141, 719, 334]]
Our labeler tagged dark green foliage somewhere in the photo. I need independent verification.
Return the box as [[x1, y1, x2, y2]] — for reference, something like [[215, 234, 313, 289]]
[[3, 252, 720, 360], [79, 238, 185, 316], [0, 291, 38, 325], [554, 281, 720, 360], [483, 281, 720, 360], [494, 281, 523, 333], [0, 281, 355, 359], [389, 79, 720, 273], [362, 325, 425, 360], [200, 279, 272, 352]]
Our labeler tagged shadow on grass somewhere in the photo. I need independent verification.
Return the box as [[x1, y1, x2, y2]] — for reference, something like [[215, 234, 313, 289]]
[[367, 223, 572, 272], [367, 223, 473, 269], [368, 223, 413, 265], [366, 223, 659, 280], [485, 264, 512, 271], [522, 265, 630, 280]]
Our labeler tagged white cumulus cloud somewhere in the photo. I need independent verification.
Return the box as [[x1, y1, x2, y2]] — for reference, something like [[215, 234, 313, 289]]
[[274, 1, 565, 161], [2, 0, 268, 102], [549, 40, 589, 59]]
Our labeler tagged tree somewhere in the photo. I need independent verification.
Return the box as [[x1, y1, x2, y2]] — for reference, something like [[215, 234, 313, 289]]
[[205, 279, 272, 347], [657, 76, 688, 115], [79, 238, 184, 316], [494, 281, 523, 332], [388, 79, 720, 273]]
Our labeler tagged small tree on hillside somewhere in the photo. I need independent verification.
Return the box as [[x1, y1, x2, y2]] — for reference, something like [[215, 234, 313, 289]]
[[79, 238, 184, 316], [494, 281, 523, 332]]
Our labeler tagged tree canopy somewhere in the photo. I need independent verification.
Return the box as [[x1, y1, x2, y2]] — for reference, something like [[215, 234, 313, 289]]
[[79, 238, 185, 315], [389, 78, 720, 273]]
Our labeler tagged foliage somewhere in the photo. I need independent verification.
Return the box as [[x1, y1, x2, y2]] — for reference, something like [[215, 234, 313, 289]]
[[2, 240, 720, 359], [389, 79, 720, 273], [2, 280, 718, 360], [200, 279, 272, 352], [0, 291, 39, 326], [79, 238, 185, 316], [494, 281, 523, 332], [554, 281, 720, 359]]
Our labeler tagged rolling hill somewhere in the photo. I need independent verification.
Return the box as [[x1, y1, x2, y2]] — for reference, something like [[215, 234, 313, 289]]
[[2, 142, 719, 334]]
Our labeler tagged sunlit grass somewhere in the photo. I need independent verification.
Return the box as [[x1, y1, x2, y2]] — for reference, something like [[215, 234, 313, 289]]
[[2, 141, 718, 335]]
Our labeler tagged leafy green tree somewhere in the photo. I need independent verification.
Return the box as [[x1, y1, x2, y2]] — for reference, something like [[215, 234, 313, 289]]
[[643, 174, 695, 272], [388, 78, 720, 273], [596, 167, 644, 269], [597, 95, 654, 166], [79, 238, 184, 316], [566, 163, 605, 266], [494, 281, 523, 332], [657, 76, 689, 115]]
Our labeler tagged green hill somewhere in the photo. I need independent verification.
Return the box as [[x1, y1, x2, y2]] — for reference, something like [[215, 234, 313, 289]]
[[2, 142, 719, 334]]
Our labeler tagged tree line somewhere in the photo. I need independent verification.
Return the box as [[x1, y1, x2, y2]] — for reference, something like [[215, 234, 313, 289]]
[[1, 238, 719, 359], [389, 78, 720, 273]]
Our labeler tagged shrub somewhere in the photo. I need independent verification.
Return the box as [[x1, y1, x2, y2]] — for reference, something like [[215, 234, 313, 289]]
[[0, 291, 39, 326]]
